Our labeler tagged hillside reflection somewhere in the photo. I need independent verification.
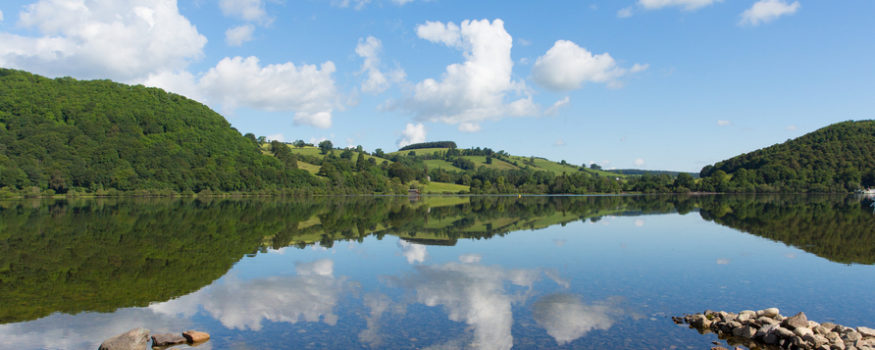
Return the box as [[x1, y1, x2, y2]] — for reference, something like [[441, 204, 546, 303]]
[[1, 194, 872, 324]]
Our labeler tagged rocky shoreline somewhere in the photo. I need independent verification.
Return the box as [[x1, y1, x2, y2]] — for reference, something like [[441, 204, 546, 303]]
[[97, 328, 210, 350], [674, 309, 875, 350]]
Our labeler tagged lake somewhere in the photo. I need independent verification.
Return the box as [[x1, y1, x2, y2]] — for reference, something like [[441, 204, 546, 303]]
[[1, 195, 874, 349]]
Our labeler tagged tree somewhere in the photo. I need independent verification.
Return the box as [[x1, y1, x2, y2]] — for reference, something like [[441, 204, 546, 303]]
[[374, 148, 385, 158], [318, 140, 333, 154], [590, 163, 602, 170], [293, 140, 306, 148]]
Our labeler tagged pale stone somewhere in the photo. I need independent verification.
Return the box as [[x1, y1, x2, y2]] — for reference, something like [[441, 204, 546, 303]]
[[98, 328, 150, 350], [182, 330, 210, 343]]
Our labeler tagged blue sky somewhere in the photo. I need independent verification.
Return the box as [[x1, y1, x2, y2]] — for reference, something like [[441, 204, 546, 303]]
[[0, 0, 872, 171]]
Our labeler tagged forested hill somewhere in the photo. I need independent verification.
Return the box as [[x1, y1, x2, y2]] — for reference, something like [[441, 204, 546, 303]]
[[0, 69, 317, 194], [699, 120, 875, 192]]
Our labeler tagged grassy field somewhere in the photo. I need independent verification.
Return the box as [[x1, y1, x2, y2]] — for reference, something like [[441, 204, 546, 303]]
[[297, 161, 320, 175], [421, 181, 469, 194], [389, 147, 450, 156], [423, 159, 460, 171]]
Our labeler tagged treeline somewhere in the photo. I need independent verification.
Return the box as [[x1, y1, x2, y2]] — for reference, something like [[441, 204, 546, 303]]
[[398, 141, 457, 151], [698, 120, 875, 192]]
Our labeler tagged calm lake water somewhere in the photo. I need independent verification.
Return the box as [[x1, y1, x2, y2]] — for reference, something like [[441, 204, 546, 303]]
[[1, 195, 874, 349]]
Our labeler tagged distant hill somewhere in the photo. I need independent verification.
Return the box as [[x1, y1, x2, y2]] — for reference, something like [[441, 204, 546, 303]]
[[699, 120, 875, 192], [0, 69, 318, 194], [398, 141, 457, 151], [612, 169, 699, 178]]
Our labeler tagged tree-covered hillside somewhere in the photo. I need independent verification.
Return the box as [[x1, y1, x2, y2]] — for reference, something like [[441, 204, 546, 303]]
[[0, 69, 318, 194], [699, 120, 875, 192]]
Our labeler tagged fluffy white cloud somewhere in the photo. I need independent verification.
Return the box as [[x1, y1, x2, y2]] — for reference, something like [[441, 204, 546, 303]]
[[406, 19, 537, 132], [399, 239, 428, 264], [151, 259, 343, 331], [717, 120, 731, 126], [0, 0, 206, 82], [739, 0, 800, 26], [531, 294, 620, 345], [226, 24, 255, 46], [356, 36, 405, 94], [198, 56, 339, 128], [142, 69, 204, 102], [532, 40, 646, 91], [219, 0, 270, 24], [398, 123, 426, 148]]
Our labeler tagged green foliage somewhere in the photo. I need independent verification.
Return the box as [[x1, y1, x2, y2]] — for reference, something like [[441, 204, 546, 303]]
[[398, 141, 457, 151], [0, 69, 318, 193], [698, 120, 875, 192]]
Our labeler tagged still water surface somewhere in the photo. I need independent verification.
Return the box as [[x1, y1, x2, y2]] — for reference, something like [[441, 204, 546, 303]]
[[1, 195, 874, 349]]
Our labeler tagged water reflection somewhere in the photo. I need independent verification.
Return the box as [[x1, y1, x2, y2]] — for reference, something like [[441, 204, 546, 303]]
[[2, 194, 874, 349], [152, 259, 344, 331], [531, 294, 622, 345]]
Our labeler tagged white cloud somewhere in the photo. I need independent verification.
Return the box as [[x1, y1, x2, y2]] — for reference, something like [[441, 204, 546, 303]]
[[0, 9, 4, 21], [267, 133, 285, 142], [398, 123, 427, 148], [226, 24, 255, 46], [142, 70, 204, 102], [198, 56, 338, 128], [545, 96, 571, 115], [406, 19, 537, 132], [634, 158, 645, 167], [399, 239, 428, 264], [717, 120, 731, 126], [219, 0, 271, 24], [388, 262, 542, 350], [458, 254, 482, 263], [739, 0, 800, 26], [356, 36, 405, 94], [0, 0, 206, 82], [617, 7, 634, 18], [531, 294, 621, 345], [151, 259, 343, 331], [532, 40, 646, 91]]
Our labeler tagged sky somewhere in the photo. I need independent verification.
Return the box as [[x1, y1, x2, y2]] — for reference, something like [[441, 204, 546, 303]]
[[0, 0, 873, 172]]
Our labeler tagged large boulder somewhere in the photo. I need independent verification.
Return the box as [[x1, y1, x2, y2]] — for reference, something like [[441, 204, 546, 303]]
[[98, 328, 150, 350], [782, 312, 809, 330]]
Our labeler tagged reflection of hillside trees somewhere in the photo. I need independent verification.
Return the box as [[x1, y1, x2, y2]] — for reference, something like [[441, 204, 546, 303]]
[[697, 195, 875, 265], [3, 195, 870, 325]]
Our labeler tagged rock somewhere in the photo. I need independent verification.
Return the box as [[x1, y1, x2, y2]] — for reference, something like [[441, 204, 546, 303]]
[[796, 326, 815, 338], [847, 331, 864, 342], [759, 316, 779, 325], [737, 325, 757, 339], [98, 328, 150, 350], [151, 333, 187, 347], [182, 330, 210, 344], [710, 347, 728, 350], [833, 338, 847, 350], [757, 323, 779, 338], [783, 312, 810, 330], [815, 325, 830, 335], [763, 333, 779, 344], [822, 322, 838, 332], [776, 327, 796, 339], [738, 310, 757, 323], [761, 308, 780, 318], [691, 314, 711, 329], [858, 327, 875, 338]]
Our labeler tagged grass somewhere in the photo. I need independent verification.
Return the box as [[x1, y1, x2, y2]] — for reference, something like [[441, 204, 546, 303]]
[[389, 148, 450, 156], [422, 181, 469, 194], [423, 159, 461, 171], [297, 161, 320, 175]]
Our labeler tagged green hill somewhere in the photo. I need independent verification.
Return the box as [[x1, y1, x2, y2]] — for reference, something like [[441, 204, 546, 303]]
[[699, 120, 875, 192], [0, 69, 317, 194]]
